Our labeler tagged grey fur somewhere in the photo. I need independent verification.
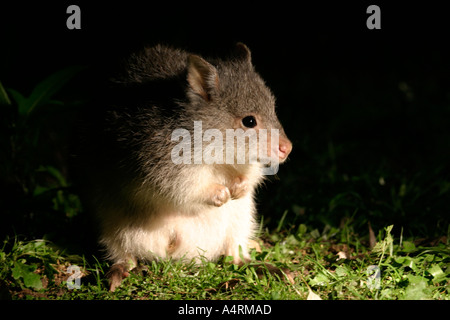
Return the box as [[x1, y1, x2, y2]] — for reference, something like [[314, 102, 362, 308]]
[[78, 43, 292, 291]]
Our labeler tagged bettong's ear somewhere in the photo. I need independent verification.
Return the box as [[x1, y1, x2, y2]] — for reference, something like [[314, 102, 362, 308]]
[[234, 42, 252, 65], [187, 55, 219, 101]]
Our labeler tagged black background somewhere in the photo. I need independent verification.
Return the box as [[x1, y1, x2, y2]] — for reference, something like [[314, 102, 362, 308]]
[[2, 2, 448, 92]]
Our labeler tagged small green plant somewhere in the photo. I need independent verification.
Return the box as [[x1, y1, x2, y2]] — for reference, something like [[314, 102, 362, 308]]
[[372, 225, 394, 264], [1, 67, 85, 241], [1, 238, 59, 292]]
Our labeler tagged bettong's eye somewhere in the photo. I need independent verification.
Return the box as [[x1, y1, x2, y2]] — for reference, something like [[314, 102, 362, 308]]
[[242, 115, 257, 128]]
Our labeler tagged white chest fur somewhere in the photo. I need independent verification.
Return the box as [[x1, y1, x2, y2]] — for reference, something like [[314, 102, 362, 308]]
[[101, 192, 256, 264]]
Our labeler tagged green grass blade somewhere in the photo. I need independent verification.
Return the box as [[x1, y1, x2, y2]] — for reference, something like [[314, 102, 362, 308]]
[[0, 81, 12, 106]]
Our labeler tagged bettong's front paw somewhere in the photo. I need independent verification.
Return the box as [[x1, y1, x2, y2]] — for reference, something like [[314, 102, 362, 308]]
[[229, 176, 249, 199], [207, 184, 231, 207]]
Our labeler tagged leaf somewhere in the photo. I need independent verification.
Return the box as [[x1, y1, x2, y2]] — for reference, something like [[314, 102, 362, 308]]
[[402, 275, 431, 300], [276, 209, 289, 232], [7, 88, 27, 109], [401, 241, 416, 253], [428, 264, 446, 284], [296, 224, 308, 237], [12, 261, 26, 280], [37, 165, 68, 187], [368, 221, 377, 249], [309, 229, 321, 239], [12, 261, 43, 290], [20, 239, 47, 256], [33, 185, 51, 197], [0, 81, 12, 105], [395, 256, 418, 272], [372, 225, 394, 259], [16, 65, 86, 116], [309, 272, 329, 287], [307, 288, 322, 300], [335, 266, 348, 277], [23, 270, 43, 290]]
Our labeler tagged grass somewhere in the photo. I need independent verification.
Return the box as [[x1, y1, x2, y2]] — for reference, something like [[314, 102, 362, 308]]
[[1, 222, 449, 300]]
